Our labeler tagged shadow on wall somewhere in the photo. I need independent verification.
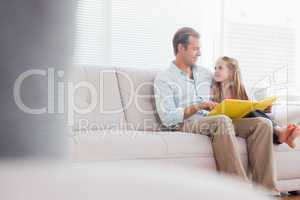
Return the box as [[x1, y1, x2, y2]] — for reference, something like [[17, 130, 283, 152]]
[[0, 0, 77, 159]]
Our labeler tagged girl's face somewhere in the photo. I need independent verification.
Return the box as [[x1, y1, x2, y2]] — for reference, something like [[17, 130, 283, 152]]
[[214, 60, 232, 83]]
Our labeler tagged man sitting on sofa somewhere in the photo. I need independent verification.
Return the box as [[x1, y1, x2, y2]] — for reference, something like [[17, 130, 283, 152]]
[[154, 27, 277, 191]]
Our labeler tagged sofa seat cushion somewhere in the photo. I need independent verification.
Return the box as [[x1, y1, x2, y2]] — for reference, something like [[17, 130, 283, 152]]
[[72, 130, 167, 160], [161, 132, 248, 157], [72, 130, 248, 161]]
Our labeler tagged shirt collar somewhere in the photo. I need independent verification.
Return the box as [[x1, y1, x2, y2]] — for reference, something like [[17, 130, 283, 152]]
[[169, 61, 197, 82]]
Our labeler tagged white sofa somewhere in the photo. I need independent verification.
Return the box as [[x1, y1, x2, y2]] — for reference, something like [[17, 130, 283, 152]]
[[68, 66, 300, 192]]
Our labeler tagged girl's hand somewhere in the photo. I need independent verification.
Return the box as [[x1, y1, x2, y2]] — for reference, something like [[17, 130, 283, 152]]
[[264, 105, 272, 113]]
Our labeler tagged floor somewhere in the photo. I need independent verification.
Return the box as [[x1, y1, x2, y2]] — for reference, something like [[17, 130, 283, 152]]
[[281, 197, 300, 200], [280, 194, 300, 200]]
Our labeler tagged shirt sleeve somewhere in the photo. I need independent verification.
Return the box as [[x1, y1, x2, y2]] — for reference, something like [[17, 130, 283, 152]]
[[154, 79, 185, 128]]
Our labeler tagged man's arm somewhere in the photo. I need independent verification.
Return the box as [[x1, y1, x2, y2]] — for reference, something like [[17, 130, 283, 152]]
[[154, 79, 217, 127], [154, 79, 184, 127]]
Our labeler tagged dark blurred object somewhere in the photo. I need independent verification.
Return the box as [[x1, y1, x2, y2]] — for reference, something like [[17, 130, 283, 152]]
[[0, 0, 76, 159]]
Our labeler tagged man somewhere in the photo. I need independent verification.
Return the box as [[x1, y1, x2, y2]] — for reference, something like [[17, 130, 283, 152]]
[[154, 27, 276, 190]]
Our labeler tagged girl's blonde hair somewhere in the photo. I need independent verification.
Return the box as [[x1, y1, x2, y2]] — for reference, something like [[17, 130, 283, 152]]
[[211, 56, 249, 103]]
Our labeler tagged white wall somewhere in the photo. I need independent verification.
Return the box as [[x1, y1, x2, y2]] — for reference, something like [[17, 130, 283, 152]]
[[223, 0, 299, 97]]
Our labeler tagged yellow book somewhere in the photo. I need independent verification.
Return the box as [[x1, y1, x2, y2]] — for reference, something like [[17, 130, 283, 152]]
[[208, 96, 277, 119]]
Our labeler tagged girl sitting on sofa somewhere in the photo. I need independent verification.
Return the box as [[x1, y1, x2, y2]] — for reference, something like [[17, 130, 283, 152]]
[[210, 56, 300, 148]]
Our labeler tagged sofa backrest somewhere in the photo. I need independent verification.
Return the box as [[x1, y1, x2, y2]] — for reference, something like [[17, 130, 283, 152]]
[[116, 68, 162, 131], [68, 66, 126, 131]]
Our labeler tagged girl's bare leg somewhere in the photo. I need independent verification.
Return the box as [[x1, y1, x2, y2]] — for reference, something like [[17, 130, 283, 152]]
[[275, 125, 294, 143], [287, 124, 300, 148]]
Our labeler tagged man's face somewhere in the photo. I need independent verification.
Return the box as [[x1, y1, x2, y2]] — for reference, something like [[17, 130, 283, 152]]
[[180, 36, 201, 66]]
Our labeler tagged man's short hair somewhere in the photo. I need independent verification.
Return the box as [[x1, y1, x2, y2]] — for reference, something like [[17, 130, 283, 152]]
[[172, 27, 200, 55]]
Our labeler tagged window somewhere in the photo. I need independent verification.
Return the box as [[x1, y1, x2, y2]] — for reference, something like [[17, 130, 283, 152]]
[[73, 0, 109, 66], [73, 0, 299, 93], [73, 0, 222, 69]]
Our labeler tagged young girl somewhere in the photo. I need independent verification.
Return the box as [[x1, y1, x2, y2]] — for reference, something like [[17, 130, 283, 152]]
[[211, 56, 300, 148]]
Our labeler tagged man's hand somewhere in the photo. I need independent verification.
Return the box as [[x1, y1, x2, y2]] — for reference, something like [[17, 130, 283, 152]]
[[198, 101, 218, 111], [183, 101, 218, 119]]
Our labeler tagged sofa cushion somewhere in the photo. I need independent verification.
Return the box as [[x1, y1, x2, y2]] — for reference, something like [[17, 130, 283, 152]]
[[72, 130, 167, 160], [67, 66, 126, 131], [162, 132, 248, 156], [116, 68, 162, 131], [161, 132, 249, 171], [72, 130, 248, 162]]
